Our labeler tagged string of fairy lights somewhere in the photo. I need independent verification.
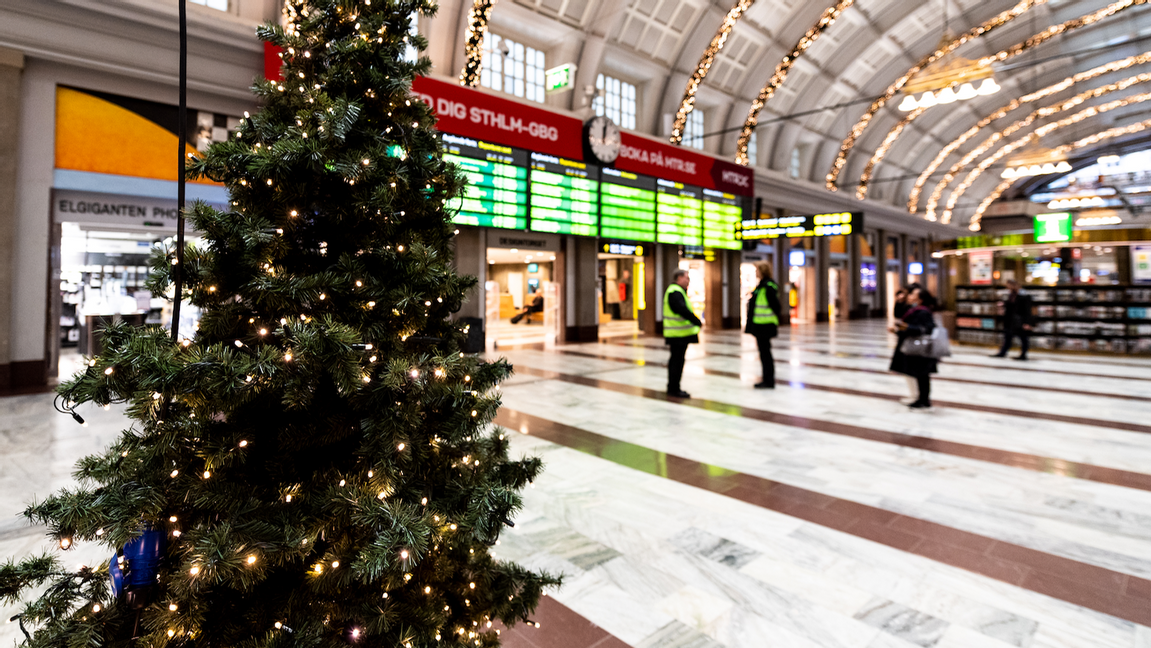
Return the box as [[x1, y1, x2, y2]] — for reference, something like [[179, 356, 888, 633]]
[[907, 51, 1151, 216], [670, 0, 756, 146], [969, 117, 1151, 230], [925, 68, 1151, 222], [854, 0, 1151, 202], [941, 90, 1151, 224], [734, 0, 855, 166], [459, 0, 496, 87], [824, 0, 1047, 191]]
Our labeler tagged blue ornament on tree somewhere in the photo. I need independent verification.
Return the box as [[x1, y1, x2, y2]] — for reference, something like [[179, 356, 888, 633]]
[[108, 527, 166, 609]]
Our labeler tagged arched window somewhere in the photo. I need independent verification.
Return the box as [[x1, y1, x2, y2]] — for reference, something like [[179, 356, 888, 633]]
[[592, 74, 637, 130]]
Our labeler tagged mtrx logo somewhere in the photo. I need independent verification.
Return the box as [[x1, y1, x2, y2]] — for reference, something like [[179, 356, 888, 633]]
[[721, 169, 751, 188]]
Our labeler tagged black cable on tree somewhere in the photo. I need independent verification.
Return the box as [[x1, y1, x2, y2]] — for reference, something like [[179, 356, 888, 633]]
[[170, 0, 188, 342]]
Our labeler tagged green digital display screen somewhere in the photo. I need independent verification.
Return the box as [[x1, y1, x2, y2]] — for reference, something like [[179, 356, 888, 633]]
[[528, 153, 599, 236], [702, 189, 743, 250], [442, 134, 529, 230], [656, 179, 703, 246], [599, 168, 657, 242]]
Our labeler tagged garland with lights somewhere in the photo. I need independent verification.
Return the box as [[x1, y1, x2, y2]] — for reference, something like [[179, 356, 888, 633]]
[[0, 2, 560, 648], [907, 51, 1151, 215], [941, 90, 1151, 223], [970, 117, 1151, 230], [459, 0, 496, 87], [823, 0, 1046, 191], [855, 0, 1151, 201], [924, 68, 1151, 221], [733, 0, 855, 166], [669, 0, 756, 145]]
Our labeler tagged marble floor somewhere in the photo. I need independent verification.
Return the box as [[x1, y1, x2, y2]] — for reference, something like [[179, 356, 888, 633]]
[[5, 321, 1151, 648]]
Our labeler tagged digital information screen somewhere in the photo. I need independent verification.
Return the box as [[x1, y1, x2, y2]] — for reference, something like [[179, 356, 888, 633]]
[[599, 168, 657, 242], [656, 179, 703, 246], [442, 134, 529, 230], [736, 211, 861, 239], [702, 189, 743, 250], [528, 153, 599, 236]]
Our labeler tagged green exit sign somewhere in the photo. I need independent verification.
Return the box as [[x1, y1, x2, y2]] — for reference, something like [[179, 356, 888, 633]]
[[545, 63, 577, 93], [1034, 212, 1073, 243]]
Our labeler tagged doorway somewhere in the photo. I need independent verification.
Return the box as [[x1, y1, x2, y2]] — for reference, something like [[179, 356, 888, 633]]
[[828, 262, 848, 322], [484, 247, 557, 348], [678, 258, 707, 325], [598, 253, 644, 339]]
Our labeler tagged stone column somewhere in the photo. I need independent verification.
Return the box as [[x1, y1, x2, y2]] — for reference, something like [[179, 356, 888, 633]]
[[565, 236, 600, 342], [0, 47, 24, 390]]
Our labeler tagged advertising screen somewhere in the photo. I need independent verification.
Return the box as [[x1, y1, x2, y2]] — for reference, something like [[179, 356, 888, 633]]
[[599, 168, 657, 242], [528, 152, 599, 236], [702, 189, 743, 250], [442, 134, 529, 230], [656, 179, 703, 246]]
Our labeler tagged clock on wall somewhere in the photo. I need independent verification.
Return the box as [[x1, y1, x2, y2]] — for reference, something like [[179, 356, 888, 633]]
[[583, 115, 621, 165]]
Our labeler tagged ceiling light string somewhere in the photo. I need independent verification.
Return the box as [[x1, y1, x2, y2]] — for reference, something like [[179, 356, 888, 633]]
[[825, 0, 1048, 191], [733, 0, 856, 166], [969, 117, 1151, 230], [670, 0, 756, 146], [856, 0, 1151, 200], [941, 90, 1151, 224], [907, 50, 1151, 215], [925, 70, 1151, 220], [459, 0, 496, 87]]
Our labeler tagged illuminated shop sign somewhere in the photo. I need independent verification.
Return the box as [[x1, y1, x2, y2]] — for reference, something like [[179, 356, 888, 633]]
[[736, 212, 862, 240], [602, 242, 646, 256], [908, 262, 924, 275], [789, 250, 807, 266], [1034, 212, 1073, 243]]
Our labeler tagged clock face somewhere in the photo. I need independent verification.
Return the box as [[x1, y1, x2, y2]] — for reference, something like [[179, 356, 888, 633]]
[[585, 116, 621, 164]]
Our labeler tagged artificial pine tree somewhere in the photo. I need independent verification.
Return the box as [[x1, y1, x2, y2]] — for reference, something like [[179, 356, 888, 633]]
[[0, 1, 559, 646]]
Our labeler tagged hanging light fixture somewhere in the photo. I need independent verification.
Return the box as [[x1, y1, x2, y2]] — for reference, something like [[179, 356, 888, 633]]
[[1000, 148, 1072, 179], [898, 42, 1000, 113]]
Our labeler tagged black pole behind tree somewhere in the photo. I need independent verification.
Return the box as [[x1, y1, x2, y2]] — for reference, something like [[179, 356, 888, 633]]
[[170, 0, 188, 341]]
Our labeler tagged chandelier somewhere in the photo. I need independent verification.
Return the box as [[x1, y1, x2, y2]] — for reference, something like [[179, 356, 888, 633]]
[[898, 53, 1000, 111]]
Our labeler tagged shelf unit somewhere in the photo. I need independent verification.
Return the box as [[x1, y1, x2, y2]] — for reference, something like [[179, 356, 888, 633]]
[[955, 285, 1151, 354]]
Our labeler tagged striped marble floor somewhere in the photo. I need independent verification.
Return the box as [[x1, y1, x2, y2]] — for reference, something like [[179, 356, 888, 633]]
[[3, 321, 1151, 648]]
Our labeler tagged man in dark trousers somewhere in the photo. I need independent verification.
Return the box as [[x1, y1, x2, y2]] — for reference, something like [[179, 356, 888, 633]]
[[994, 279, 1035, 360], [663, 269, 702, 398]]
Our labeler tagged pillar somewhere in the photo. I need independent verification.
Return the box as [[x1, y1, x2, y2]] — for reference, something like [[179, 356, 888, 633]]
[[876, 228, 889, 317], [0, 47, 24, 389], [816, 236, 830, 322], [564, 236, 599, 342], [849, 231, 863, 319], [723, 249, 741, 329]]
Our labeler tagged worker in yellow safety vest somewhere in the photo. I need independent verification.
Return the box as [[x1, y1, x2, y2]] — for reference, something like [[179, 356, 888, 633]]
[[663, 268, 702, 398], [745, 261, 781, 389]]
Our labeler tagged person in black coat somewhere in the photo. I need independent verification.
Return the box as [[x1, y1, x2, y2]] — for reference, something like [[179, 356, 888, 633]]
[[889, 285, 938, 410], [892, 288, 910, 320], [745, 262, 782, 389], [993, 280, 1035, 360]]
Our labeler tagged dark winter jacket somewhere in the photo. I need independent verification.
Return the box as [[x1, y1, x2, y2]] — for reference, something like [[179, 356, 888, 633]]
[[890, 305, 938, 378], [1003, 291, 1035, 330], [745, 278, 782, 338]]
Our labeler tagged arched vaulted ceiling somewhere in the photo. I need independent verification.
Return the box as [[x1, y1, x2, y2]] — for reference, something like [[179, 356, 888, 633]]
[[467, 0, 1151, 230]]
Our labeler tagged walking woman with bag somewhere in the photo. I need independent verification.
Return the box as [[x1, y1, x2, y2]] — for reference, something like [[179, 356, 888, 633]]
[[746, 262, 782, 389], [888, 285, 938, 410]]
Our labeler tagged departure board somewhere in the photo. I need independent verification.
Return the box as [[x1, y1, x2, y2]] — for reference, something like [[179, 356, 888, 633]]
[[656, 179, 703, 246], [599, 168, 657, 242], [442, 134, 529, 230], [702, 189, 743, 250], [528, 153, 599, 236]]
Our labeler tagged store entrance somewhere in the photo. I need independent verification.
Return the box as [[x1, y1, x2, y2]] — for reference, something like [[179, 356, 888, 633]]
[[56, 223, 188, 378], [788, 259, 817, 323], [598, 253, 644, 339], [828, 261, 848, 322], [678, 258, 707, 326], [484, 247, 557, 349]]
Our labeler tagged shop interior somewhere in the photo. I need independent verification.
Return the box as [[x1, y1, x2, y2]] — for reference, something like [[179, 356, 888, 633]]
[[787, 246, 817, 323], [677, 256, 708, 325], [484, 247, 557, 348], [598, 251, 644, 339], [57, 223, 196, 378]]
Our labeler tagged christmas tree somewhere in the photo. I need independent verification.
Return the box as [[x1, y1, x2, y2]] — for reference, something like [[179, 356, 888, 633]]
[[0, 1, 559, 647]]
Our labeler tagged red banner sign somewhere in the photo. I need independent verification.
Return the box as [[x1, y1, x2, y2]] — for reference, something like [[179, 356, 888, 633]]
[[617, 133, 754, 197], [412, 77, 584, 160]]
